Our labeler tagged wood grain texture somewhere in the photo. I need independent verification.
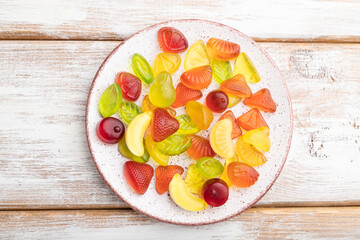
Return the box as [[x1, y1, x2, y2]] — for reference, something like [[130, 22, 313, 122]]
[[0, 0, 360, 42], [0, 41, 359, 210], [1, 207, 360, 239]]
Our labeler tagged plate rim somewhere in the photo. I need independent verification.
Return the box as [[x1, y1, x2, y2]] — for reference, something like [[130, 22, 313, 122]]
[[85, 19, 294, 226]]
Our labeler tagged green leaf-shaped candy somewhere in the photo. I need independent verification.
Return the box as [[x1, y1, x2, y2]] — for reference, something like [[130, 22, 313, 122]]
[[99, 83, 122, 118], [196, 157, 224, 178], [211, 58, 232, 84], [176, 115, 200, 135], [119, 102, 143, 124], [118, 137, 149, 163], [156, 134, 192, 156], [131, 53, 154, 84]]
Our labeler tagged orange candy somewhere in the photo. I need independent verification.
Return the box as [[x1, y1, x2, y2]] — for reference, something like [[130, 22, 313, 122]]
[[236, 108, 268, 131], [227, 162, 259, 188], [243, 88, 277, 113], [186, 101, 214, 130], [180, 65, 212, 90], [219, 110, 242, 139], [186, 135, 216, 160], [155, 165, 184, 194], [206, 38, 240, 61], [220, 74, 252, 98], [172, 83, 203, 108]]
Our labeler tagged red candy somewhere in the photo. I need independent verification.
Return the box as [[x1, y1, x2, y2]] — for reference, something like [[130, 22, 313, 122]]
[[172, 83, 203, 108], [201, 178, 229, 207], [186, 135, 216, 160], [236, 108, 268, 131], [219, 110, 242, 139], [220, 74, 252, 98], [180, 65, 212, 90], [123, 161, 154, 195], [115, 72, 142, 101], [205, 90, 229, 113], [158, 27, 188, 53], [96, 117, 125, 144], [227, 162, 259, 188], [151, 108, 179, 142], [155, 165, 184, 194], [243, 88, 277, 113]]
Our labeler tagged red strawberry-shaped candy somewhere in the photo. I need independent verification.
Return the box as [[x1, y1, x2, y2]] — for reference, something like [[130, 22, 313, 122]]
[[151, 108, 179, 142], [219, 110, 242, 139], [172, 83, 203, 108], [186, 135, 216, 160], [236, 108, 268, 131], [155, 165, 184, 194], [158, 27, 188, 53], [115, 72, 141, 101], [206, 38, 240, 61], [243, 88, 277, 113], [180, 65, 212, 90], [123, 161, 154, 195], [220, 74, 252, 98]]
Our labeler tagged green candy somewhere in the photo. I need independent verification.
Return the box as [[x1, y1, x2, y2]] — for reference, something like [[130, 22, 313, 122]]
[[148, 72, 176, 108], [131, 53, 154, 84], [118, 137, 149, 163], [156, 134, 192, 156], [211, 58, 232, 84], [195, 157, 224, 178], [99, 83, 122, 118], [119, 102, 143, 124], [176, 115, 200, 135]]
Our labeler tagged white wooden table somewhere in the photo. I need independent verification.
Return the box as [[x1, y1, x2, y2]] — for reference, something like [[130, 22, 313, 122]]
[[0, 1, 360, 239]]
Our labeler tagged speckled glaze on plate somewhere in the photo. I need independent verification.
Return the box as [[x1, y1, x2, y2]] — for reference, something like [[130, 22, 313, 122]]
[[85, 19, 293, 225]]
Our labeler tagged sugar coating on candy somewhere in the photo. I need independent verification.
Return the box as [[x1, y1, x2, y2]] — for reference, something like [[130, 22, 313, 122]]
[[243, 88, 277, 113], [149, 72, 176, 108], [220, 74, 252, 98], [233, 52, 261, 83], [236, 136, 267, 167], [184, 40, 210, 71], [158, 27, 188, 53], [131, 53, 154, 84], [115, 72, 142, 101], [153, 52, 181, 77], [205, 90, 229, 113], [151, 108, 179, 142], [99, 83, 123, 118], [172, 83, 202, 108], [180, 65, 212, 90], [206, 38, 240, 61], [186, 135, 215, 160], [145, 135, 169, 166], [236, 108, 268, 131], [186, 101, 214, 130], [211, 58, 232, 85]]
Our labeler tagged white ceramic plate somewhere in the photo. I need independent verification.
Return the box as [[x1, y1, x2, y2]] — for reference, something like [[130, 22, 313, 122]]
[[86, 19, 293, 225]]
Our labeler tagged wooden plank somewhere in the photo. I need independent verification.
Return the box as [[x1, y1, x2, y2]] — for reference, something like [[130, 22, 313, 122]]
[[0, 41, 359, 210], [0, 207, 360, 239], [0, 0, 360, 42]]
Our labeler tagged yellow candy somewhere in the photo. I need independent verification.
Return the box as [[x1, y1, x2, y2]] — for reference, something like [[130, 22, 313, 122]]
[[243, 127, 271, 152], [145, 135, 169, 166], [233, 52, 261, 83], [185, 101, 213, 130], [184, 40, 210, 71], [209, 118, 235, 158], [153, 52, 181, 77], [149, 72, 176, 108], [219, 157, 237, 187], [169, 173, 207, 211], [236, 136, 267, 167], [185, 164, 207, 195], [227, 93, 242, 108], [125, 111, 152, 156]]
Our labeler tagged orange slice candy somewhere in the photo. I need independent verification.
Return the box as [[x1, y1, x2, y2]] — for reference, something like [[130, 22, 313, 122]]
[[206, 38, 240, 61]]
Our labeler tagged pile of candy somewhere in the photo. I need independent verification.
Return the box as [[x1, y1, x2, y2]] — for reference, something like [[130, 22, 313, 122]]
[[96, 26, 277, 211]]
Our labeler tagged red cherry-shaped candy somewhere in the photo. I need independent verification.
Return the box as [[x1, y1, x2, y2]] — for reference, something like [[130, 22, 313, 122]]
[[96, 117, 125, 144], [115, 72, 142, 101], [205, 90, 229, 113], [201, 178, 229, 207], [158, 27, 188, 53]]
